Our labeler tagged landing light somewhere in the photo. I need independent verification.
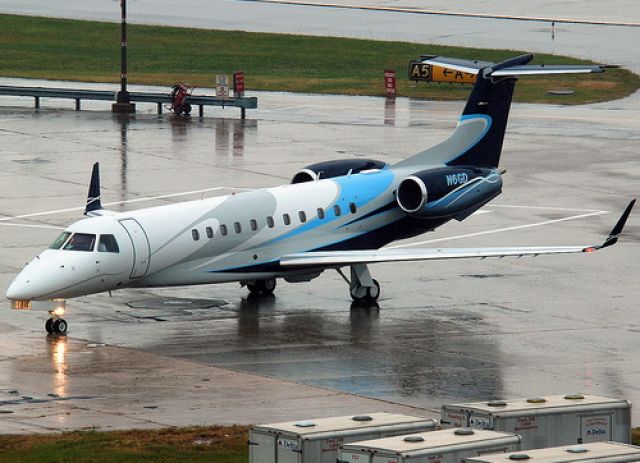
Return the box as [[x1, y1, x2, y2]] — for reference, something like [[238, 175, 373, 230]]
[[11, 300, 32, 310], [53, 306, 66, 317], [583, 247, 597, 253]]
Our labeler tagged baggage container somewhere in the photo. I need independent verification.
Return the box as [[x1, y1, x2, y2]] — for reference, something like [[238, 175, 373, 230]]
[[338, 428, 522, 463], [249, 412, 438, 463], [441, 394, 631, 449], [465, 441, 640, 463]]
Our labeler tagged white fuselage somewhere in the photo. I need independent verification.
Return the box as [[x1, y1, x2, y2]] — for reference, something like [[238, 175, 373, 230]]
[[6, 167, 405, 300]]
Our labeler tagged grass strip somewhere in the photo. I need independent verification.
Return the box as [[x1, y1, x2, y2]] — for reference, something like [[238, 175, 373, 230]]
[[1, 426, 639, 462], [1, 14, 639, 104], [0, 426, 249, 463]]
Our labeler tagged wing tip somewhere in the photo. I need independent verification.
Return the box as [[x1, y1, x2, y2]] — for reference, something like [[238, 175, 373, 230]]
[[596, 199, 636, 250]]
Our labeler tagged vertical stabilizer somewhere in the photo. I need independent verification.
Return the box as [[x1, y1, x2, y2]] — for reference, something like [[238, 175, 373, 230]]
[[84, 162, 102, 215], [394, 54, 605, 170]]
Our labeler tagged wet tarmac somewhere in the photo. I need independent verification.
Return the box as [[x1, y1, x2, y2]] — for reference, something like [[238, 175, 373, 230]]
[[0, 80, 639, 432]]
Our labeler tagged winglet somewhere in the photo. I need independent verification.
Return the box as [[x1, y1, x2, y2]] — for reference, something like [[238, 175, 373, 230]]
[[84, 162, 102, 216], [588, 199, 636, 251]]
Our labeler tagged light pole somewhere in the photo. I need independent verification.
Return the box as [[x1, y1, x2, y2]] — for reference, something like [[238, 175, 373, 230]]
[[112, 0, 135, 113]]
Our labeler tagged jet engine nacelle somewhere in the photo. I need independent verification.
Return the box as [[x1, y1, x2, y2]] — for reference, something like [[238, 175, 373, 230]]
[[396, 166, 502, 219], [291, 159, 387, 183]]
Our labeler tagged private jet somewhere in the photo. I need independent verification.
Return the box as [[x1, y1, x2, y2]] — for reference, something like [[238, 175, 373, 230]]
[[6, 54, 635, 334]]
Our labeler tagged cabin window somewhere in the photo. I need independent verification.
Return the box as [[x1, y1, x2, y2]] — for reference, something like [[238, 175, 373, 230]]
[[192, 229, 200, 241], [317, 208, 325, 219], [63, 233, 96, 252], [234, 222, 242, 234], [206, 226, 214, 239], [267, 216, 275, 228], [220, 224, 228, 236], [349, 202, 357, 214], [250, 219, 258, 231], [298, 211, 307, 223], [49, 231, 71, 249], [283, 213, 291, 226], [98, 234, 120, 253], [333, 205, 341, 216]]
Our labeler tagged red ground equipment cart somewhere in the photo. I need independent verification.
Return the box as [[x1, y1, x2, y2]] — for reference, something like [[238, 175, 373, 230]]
[[168, 82, 193, 115]]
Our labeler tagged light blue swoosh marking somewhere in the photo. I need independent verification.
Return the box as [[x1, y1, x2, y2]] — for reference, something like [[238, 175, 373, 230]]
[[446, 114, 493, 164], [262, 169, 395, 246], [207, 211, 404, 273]]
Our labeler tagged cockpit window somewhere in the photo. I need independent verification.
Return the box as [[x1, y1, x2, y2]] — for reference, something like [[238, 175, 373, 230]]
[[63, 233, 96, 252], [49, 232, 71, 249], [98, 234, 120, 253]]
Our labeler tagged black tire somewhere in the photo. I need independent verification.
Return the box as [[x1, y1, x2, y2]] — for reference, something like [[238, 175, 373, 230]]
[[45, 318, 54, 334], [247, 282, 261, 295], [53, 319, 68, 334], [183, 103, 192, 115], [258, 278, 276, 295], [366, 279, 381, 302], [350, 279, 380, 304], [247, 278, 277, 295]]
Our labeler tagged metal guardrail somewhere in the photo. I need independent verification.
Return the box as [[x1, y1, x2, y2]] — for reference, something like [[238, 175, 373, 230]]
[[0, 85, 257, 118]]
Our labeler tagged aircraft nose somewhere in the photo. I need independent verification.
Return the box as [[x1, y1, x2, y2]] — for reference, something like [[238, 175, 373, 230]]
[[6, 266, 40, 300], [5, 254, 71, 301]]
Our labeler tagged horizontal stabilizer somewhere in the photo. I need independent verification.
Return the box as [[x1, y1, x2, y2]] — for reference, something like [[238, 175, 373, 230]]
[[418, 55, 491, 74], [491, 64, 607, 77], [418, 54, 610, 78]]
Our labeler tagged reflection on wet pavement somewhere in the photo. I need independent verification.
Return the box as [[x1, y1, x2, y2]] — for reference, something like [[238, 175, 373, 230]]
[[47, 335, 68, 398]]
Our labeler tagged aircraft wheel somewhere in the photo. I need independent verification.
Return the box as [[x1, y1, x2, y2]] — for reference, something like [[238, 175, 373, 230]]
[[45, 318, 54, 334], [183, 103, 192, 115], [247, 278, 277, 295], [53, 319, 68, 335], [350, 279, 380, 304], [259, 278, 276, 295], [366, 279, 381, 302], [247, 282, 261, 295]]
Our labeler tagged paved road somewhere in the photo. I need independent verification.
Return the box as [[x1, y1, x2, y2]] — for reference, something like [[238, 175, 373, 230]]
[[1, 0, 639, 72]]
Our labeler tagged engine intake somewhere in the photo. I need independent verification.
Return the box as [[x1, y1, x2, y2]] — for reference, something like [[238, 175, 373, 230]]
[[291, 159, 387, 184], [397, 167, 502, 219]]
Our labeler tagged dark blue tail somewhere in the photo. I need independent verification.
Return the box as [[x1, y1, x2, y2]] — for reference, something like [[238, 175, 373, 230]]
[[446, 54, 534, 168], [394, 53, 604, 171]]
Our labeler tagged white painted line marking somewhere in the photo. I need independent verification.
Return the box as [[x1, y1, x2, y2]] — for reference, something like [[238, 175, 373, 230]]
[[0, 222, 65, 230], [389, 210, 608, 248], [0, 186, 249, 222], [486, 204, 604, 213], [254, 0, 640, 27]]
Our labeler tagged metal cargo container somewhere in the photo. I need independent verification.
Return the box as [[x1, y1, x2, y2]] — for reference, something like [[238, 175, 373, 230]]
[[338, 428, 522, 463], [249, 413, 438, 463], [465, 441, 640, 463], [441, 394, 631, 449]]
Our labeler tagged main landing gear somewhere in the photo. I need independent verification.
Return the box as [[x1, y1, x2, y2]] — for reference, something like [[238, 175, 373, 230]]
[[338, 264, 381, 305], [45, 307, 68, 335], [246, 278, 277, 296]]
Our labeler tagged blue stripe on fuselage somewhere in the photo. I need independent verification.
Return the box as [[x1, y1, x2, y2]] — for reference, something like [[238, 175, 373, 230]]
[[263, 168, 395, 245]]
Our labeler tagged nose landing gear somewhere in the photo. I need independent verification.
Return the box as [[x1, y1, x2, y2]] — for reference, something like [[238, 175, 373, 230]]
[[45, 318, 68, 334], [45, 305, 68, 335]]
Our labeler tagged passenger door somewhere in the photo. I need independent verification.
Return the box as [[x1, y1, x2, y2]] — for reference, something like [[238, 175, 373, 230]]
[[119, 218, 151, 278]]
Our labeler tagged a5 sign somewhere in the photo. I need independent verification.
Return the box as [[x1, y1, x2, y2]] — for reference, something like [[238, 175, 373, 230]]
[[408, 60, 476, 84]]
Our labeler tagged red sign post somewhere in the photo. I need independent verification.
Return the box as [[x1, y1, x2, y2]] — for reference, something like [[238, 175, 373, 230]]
[[384, 70, 397, 97], [234, 71, 245, 98]]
